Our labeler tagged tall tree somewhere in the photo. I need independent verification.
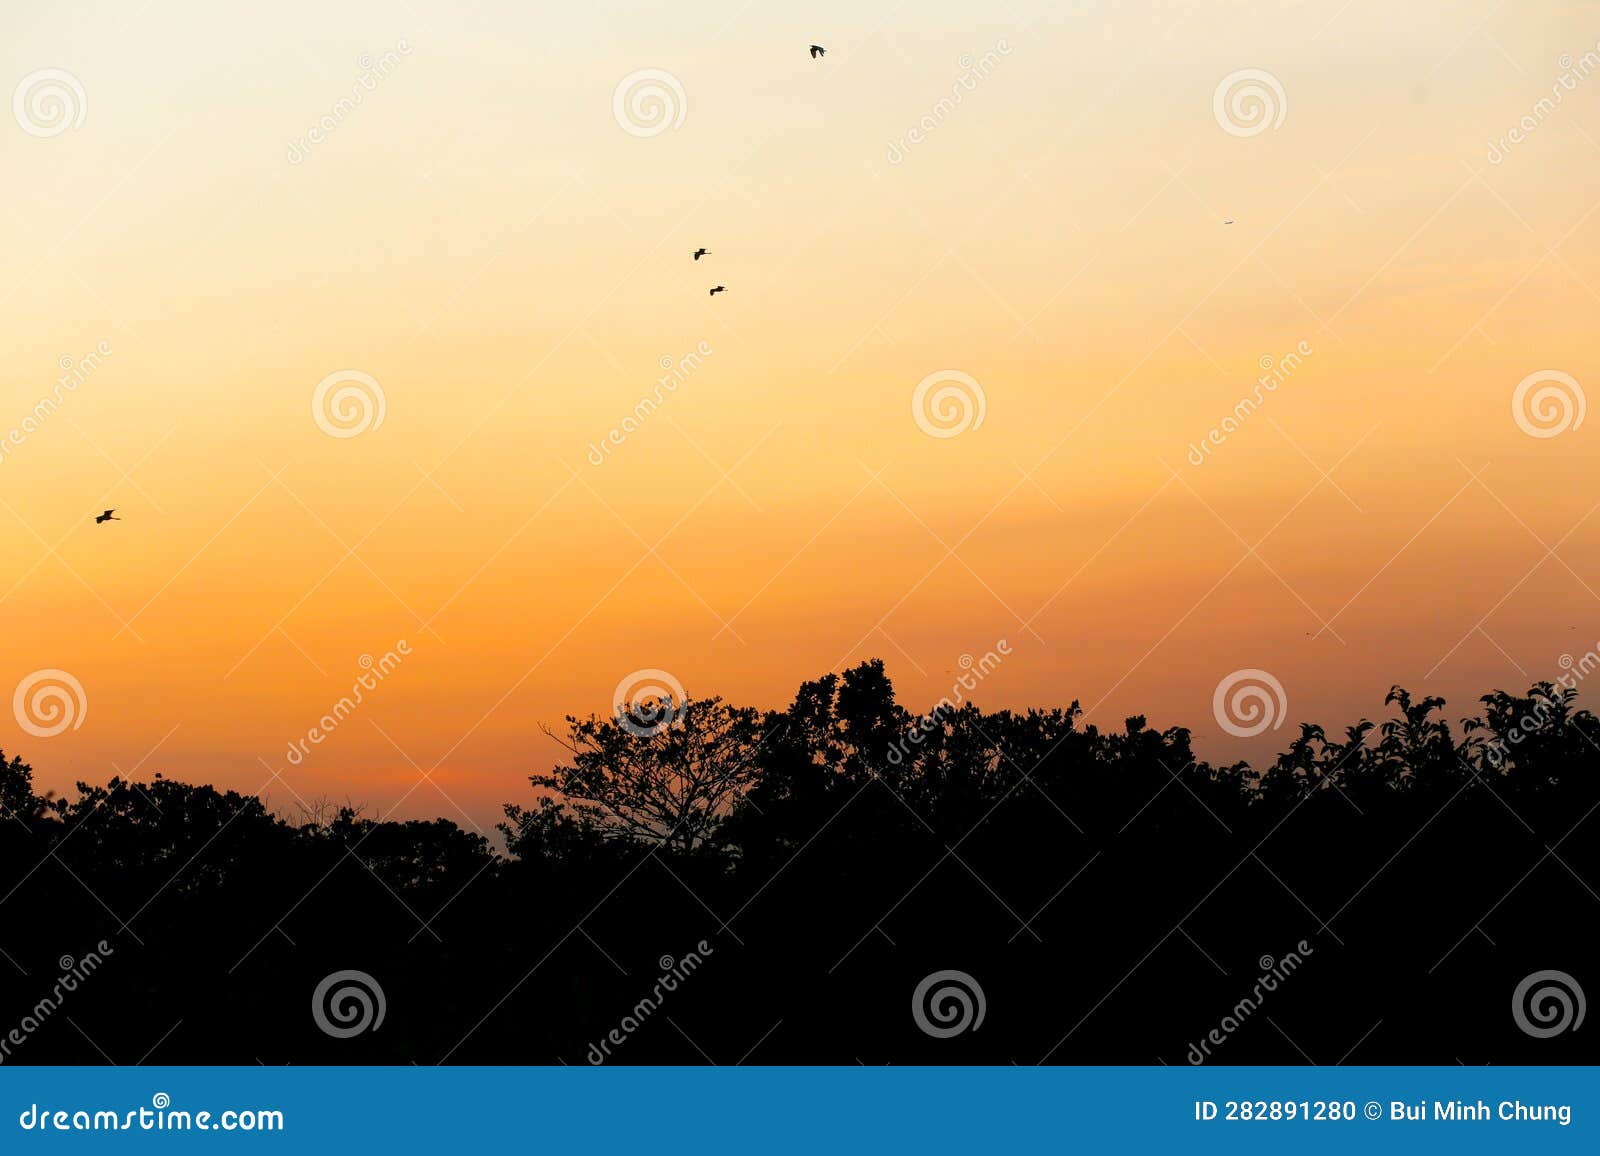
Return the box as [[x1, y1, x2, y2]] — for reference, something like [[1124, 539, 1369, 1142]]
[[530, 696, 768, 855]]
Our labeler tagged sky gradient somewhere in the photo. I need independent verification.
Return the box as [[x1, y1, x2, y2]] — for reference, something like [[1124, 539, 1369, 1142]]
[[4, 0, 1599, 831]]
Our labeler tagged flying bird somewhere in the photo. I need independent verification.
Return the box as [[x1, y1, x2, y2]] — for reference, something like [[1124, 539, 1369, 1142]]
[[809, 45, 825, 58], [94, 509, 119, 524], [693, 248, 709, 260], [709, 285, 726, 296], [1223, 218, 1235, 225]]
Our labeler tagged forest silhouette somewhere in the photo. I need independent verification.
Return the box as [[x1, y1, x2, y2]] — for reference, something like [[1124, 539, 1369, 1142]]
[[2, 660, 1596, 1065]]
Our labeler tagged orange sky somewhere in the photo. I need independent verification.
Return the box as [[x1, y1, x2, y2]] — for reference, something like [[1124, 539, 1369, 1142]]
[[4, 1, 1599, 832]]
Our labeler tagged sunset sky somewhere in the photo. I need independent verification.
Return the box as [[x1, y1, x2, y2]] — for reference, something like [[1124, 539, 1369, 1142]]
[[4, 0, 1598, 832]]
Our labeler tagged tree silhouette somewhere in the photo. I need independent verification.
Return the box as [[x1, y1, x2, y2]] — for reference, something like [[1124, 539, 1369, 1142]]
[[0, 664, 1596, 1066], [520, 696, 767, 856]]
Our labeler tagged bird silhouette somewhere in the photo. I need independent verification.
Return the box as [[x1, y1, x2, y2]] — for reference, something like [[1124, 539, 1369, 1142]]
[[1224, 218, 1235, 225], [94, 509, 119, 524], [809, 45, 825, 58], [693, 248, 710, 260], [709, 285, 726, 296]]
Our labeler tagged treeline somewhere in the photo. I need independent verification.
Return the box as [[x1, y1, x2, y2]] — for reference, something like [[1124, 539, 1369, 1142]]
[[1, 662, 1596, 1065]]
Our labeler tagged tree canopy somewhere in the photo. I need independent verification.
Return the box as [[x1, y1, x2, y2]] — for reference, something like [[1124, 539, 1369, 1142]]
[[1, 661, 1595, 1065]]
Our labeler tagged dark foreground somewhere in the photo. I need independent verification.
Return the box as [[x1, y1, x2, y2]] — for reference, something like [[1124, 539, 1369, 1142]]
[[3, 662, 1595, 1064]]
